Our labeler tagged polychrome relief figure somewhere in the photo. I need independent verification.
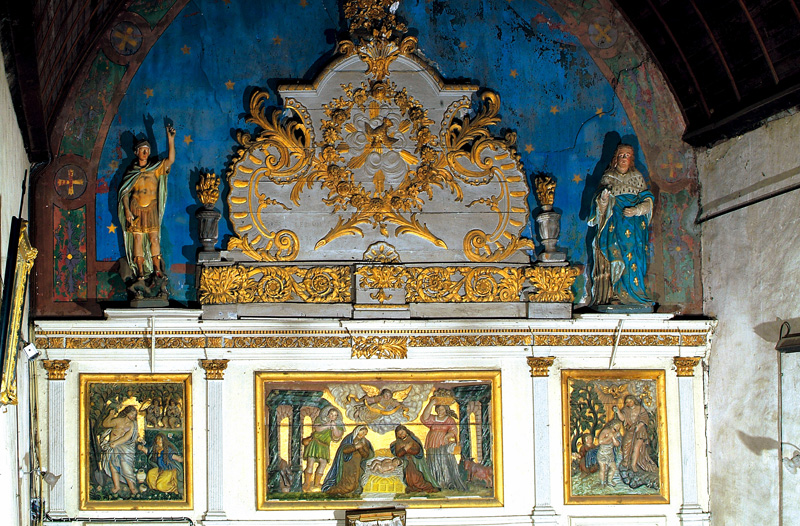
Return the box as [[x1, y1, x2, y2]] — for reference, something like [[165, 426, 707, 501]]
[[137, 433, 183, 494], [588, 143, 654, 309], [302, 406, 345, 492], [99, 405, 140, 496], [118, 122, 175, 303], [321, 425, 374, 496]]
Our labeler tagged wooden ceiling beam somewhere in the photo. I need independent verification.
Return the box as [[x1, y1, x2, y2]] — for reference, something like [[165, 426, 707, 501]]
[[690, 0, 741, 101], [645, 0, 711, 118], [737, 0, 780, 84]]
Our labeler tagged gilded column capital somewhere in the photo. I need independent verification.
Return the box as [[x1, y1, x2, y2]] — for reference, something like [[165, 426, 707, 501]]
[[528, 356, 555, 377], [42, 360, 71, 380], [200, 359, 229, 380], [673, 356, 702, 377]]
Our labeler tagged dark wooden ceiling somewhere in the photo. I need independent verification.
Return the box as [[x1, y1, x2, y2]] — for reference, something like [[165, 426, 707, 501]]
[[614, 0, 800, 145], [2, 0, 800, 157]]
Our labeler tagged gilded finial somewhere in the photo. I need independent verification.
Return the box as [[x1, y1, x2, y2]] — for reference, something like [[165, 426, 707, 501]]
[[197, 172, 220, 208], [534, 174, 556, 210]]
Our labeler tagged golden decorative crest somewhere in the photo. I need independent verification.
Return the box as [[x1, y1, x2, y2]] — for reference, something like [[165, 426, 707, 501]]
[[42, 360, 71, 380], [527, 356, 555, 377], [351, 335, 408, 359], [224, 4, 532, 264], [199, 359, 229, 380]]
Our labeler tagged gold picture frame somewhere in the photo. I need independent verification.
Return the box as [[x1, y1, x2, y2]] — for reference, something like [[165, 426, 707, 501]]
[[562, 369, 669, 505], [255, 370, 503, 509], [79, 374, 193, 510], [0, 218, 37, 405]]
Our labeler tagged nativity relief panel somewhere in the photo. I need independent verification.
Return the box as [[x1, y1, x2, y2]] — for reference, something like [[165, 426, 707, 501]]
[[255, 371, 502, 509]]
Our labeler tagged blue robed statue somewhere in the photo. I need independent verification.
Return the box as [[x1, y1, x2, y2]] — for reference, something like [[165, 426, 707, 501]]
[[588, 144, 654, 307]]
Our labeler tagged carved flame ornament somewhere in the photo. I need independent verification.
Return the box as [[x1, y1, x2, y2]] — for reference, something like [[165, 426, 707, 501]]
[[225, 0, 533, 263]]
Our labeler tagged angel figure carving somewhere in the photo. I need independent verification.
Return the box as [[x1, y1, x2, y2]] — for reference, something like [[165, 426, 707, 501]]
[[329, 383, 431, 434]]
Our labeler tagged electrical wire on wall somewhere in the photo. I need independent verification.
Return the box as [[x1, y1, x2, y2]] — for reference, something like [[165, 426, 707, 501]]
[[28, 346, 43, 526]]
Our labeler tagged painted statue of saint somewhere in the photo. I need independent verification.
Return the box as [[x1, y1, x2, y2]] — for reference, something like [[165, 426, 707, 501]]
[[588, 143, 654, 307], [118, 124, 176, 281]]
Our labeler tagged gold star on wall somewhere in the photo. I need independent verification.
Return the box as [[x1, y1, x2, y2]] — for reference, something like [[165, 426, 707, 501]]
[[273, 36, 283, 45], [107, 224, 117, 234], [225, 80, 235, 90], [184, 135, 193, 145], [181, 45, 191, 54], [550, 106, 559, 114], [109, 160, 119, 170], [223, 0, 231, 4], [596, 107, 603, 117], [510, 69, 518, 78], [299, 0, 308, 6], [459, 41, 467, 49], [144, 88, 154, 98], [572, 174, 582, 183], [524, 144, 534, 153]]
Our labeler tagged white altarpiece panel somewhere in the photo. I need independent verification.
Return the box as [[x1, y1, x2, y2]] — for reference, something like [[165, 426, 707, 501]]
[[34, 313, 712, 526]]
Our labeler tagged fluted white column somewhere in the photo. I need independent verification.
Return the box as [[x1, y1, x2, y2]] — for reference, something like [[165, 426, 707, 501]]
[[200, 359, 228, 522], [674, 357, 710, 525], [42, 360, 70, 519], [528, 357, 559, 525]]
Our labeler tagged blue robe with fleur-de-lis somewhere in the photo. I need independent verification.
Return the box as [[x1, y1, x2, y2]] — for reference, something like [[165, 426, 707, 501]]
[[589, 185, 654, 305]]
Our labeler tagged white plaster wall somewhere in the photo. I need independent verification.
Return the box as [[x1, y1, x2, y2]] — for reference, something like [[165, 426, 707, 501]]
[[699, 110, 800, 526], [0, 46, 33, 526]]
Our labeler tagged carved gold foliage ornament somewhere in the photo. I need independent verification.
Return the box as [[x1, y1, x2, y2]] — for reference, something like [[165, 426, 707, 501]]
[[351, 336, 408, 359], [525, 266, 580, 302], [357, 265, 405, 303], [196, 172, 220, 207], [528, 356, 555, 377], [198, 265, 351, 304], [534, 174, 556, 208], [200, 359, 229, 380], [673, 357, 701, 377], [42, 360, 71, 381]]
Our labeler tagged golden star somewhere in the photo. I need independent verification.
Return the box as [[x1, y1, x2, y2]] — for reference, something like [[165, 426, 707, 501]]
[[524, 144, 534, 153], [299, 0, 308, 6], [596, 107, 603, 117], [223, 0, 231, 4], [550, 106, 559, 114], [459, 41, 467, 49], [107, 224, 117, 234], [273, 36, 283, 45], [144, 88, 154, 98], [109, 160, 119, 170], [572, 173, 582, 183], [510, 69, 518, 78], [181, 44, 191, 54], [225, 80, 235, 90], [184, 135, 193, 145], [675, 246, 682, 252]]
